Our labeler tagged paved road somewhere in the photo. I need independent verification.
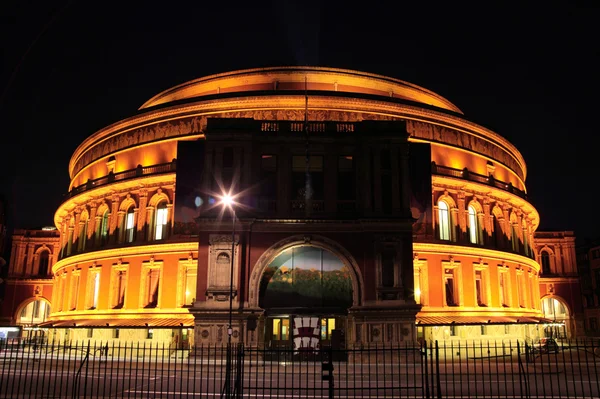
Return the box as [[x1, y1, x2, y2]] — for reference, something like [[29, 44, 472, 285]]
[[1, 349, 599, 398]]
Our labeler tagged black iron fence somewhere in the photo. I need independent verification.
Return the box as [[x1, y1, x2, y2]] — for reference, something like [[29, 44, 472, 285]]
[[1, 338, 599, 398]]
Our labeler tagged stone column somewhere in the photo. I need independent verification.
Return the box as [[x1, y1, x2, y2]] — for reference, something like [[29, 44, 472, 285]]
[[109, 195, 121, 244], [136, 189, 148, 243], [73, 209, 82, 252], [457, 191, 467, 239], [483, 197, 492, 243], [26, 244, 35, 275]]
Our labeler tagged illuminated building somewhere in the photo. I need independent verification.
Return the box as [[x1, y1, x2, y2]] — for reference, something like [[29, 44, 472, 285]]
[[4, 67, 571, 346], [533, 231, 583, 338], [0, 228, 59, 340]]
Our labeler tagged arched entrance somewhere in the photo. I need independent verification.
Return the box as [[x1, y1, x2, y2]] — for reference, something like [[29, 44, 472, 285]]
[[250, 236, 363, 351], [541, 296, 569, 339], [16, 298, 51, 343]]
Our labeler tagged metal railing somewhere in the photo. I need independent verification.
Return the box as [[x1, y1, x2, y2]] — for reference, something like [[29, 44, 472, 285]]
[[432, 163, 528, 200], [64, 160, 177, 200], [1, 338, 599, 398]]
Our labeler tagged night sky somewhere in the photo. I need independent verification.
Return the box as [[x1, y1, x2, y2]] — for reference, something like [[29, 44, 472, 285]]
[[0, 2, 598, 241]]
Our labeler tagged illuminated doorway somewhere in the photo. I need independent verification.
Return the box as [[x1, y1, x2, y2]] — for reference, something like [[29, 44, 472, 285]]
[[541, 297, 569, 338], [17, 299, 51, 343], [259, 245, 352, 351]]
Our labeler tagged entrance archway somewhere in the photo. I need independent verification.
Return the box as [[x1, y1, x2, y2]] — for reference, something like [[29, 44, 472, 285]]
[[248, 235, 363, 351], [16, 298, 51, 343], [541, 296, 570, 339]]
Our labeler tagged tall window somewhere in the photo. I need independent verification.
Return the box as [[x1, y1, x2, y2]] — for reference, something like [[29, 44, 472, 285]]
[[38, 251, 50, 276], [292, 155, 324, 202], [259, 155, 278, 211], [142, 265, 161, 309], [517, 271, 526, 308], [468, 205, 479, 244], [69, 272, 80, 311], [444, 268, 458, 306], [511, 223, 519, 252], [112, 270, 127, 309], [184, 267, 197, 306], [438, 201, 451, 240], [499, 270, 509, 307], [87, 269, 101, 310], [475, 270, 485, 306], [100, 210, 110, 245], [125, 208, 135, 243], [337, 156, 355, 208], [78, 218, 88, 252], [272, 318, 290, 341], [541, 251, 551, 275], [154, 202, 168, 240]]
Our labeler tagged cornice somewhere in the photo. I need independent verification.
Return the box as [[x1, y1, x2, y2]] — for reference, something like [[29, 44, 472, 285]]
[[51, 242, 198, 274], [413, 242, 541, 272], [69, 94, 526, 180], [140, 66, 461, 112]]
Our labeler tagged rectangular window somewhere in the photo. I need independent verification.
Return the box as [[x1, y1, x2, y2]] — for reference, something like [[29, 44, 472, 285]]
[[590, 318, 598, 332], [113, 328, 120, 339], [517, 272, 526, 308], [272, 318, 290, 341], [55, 274, 66, 312], [499, 271, 509, 307], [87, 328, 93, 338], [337, 156, 355, 201], [125, 212, 135, 243], [475, 270, 484, 306], [86, 268, 101, 310], [69, 272, 80, 311], [320, 318, 336, 340], [154, 207, 168, 240], [438, 202, 451, 241], [259, 155, 277, 211], [112, 269, 127, 309], [443, 266, 460, 306], [184, 268, 197, 306], [292, 155, 324, 201], [145, 269, 160, 308], [147, 329, 154, 339]]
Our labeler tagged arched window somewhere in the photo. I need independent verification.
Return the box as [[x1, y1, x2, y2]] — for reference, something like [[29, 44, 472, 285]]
[[438, 201, 450, 241], [125, 207, 135, 243], [154, 202, 168, 240], [100, 210, 110, 245], [468, 205, 479, 244], [541, 251, 551, 274], [18, 299, 51, 325], [38, 251, 50, 276], [78, 218, 88, 252]]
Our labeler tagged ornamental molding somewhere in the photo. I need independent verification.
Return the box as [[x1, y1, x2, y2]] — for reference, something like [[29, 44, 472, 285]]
[[70, 95, 526, 181], [413, 242, 540, 272], [51, 242, 198, 274]]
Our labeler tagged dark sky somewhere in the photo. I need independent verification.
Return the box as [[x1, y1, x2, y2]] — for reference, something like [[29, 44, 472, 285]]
[[0, 2, 598, 241]]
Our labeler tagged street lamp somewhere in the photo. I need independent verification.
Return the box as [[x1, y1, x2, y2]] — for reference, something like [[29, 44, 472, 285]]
[[219, 192, 236, 399]]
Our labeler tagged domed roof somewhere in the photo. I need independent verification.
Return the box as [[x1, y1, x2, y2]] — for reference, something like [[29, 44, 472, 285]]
[[139, 66, 463, 114]]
